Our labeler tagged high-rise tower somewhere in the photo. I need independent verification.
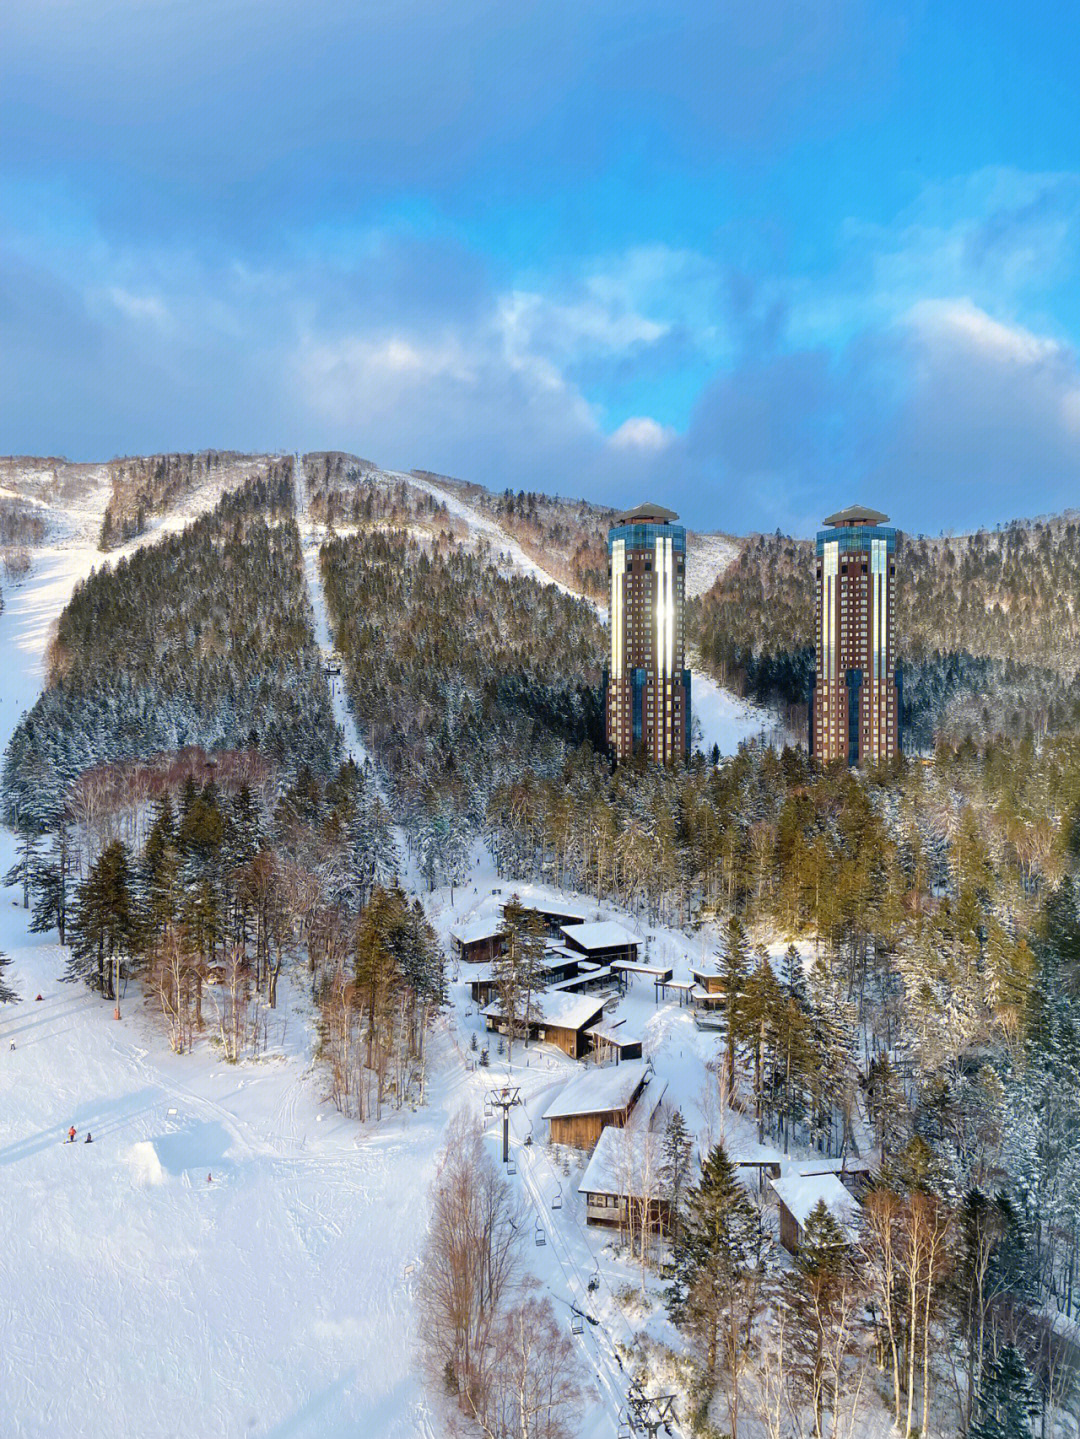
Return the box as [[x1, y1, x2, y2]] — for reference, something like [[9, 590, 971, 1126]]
[[605, 503, 691, 763], [810, 504, 901, 765]]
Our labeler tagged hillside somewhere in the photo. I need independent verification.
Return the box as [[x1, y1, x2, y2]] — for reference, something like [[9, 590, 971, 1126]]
[[2, 463, 340, 831], [99, 451, 273, 549]]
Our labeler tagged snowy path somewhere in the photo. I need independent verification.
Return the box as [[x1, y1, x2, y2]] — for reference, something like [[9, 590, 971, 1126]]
[[395, 469, 579, 596], [294, 455, 419, 889], [691, 664, 784, 756], [294, 454, 377, 774]]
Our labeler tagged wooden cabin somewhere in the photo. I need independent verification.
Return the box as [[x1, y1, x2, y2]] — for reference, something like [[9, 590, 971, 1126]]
[[466, 947, 580, 1007], [689, 965, 724, 1009], [515, 900, 589, 938], [482, 991, 604, 1060], [585, 1020, 643, 1064], [770, 1173, 862, 1254], [559, 921, 641, 967], [543, 1060, 653, 1149], [579, 1124, 671, 1231], [451, 917, 505, 965]]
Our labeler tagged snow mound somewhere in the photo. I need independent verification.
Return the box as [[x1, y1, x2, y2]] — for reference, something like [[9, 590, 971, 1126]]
[[125, 1140, 166, 1187]]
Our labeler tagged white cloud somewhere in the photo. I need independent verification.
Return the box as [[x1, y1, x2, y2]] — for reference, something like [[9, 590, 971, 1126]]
[[608, 416, 675, 452], [906, 297, 1062, 366], [498, 289, 669, 363], [105, 286, 172, 326]]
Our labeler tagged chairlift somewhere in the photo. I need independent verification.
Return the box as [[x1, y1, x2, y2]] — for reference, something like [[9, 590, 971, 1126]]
[[570, 1306, 584, 1336], [552, 1184, 563, 1211], [534, 1221, 546, 1247], [507, 1159, 517, 1176], [483, 1102, 493, 1119], [617, 1412, 632, 1439]]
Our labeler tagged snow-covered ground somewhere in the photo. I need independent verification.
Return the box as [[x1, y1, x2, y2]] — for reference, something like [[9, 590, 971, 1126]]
[[0, 463, 453, 1438], [398, 469, 580, 597], [684, 530, 739, 599], [691, 666, 785, 756]]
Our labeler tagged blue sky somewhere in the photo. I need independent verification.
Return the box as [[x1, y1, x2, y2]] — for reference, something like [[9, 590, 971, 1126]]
[[3, 1, 1080, 534]]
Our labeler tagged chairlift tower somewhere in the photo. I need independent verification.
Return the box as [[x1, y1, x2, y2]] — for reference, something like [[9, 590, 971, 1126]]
[[621, 1382, 677, 1438], [487, 1085, 521, 1165]]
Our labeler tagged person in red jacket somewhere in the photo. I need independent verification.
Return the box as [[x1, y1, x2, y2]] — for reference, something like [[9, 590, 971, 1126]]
[[68, 1126, 76, 1143]]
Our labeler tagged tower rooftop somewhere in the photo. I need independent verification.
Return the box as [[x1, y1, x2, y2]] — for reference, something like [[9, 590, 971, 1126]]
[[613, 502, 680, 524], [822, 504, 890, 527]]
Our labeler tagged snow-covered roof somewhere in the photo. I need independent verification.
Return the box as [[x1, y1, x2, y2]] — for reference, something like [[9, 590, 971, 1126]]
[[466, 951, 574, 984], [552, 966, 613, 991], [770, 1173, 862, 1233], [544, 942, 580, 961], [578, 1125, 666, 1200], [560, 921, 640, 951], [611, 960, 672, 979], [512, 900, 589, 922], [585, 1023, 641, 1048], [452, 917, 504, 945], [728, 1141, 785, 1166], [482, 991, 604, 1032], [779, 1156, 876, 1178], [543, 1060, 650, 1120]]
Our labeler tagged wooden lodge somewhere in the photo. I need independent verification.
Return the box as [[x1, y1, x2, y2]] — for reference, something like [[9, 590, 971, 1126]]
[[689, 965, 724, 1009], [559, 920, 641, 967], [585, 1020, 643, 1064], [466, 948, 581, 1007], [579, 1124, 671, 1231], [482, 991, 605, 1060], [542, 1060, 654, 1149], [451, 917, 505, 965], [516, 900, 589, 937], [770, 1172, 862, 1254]]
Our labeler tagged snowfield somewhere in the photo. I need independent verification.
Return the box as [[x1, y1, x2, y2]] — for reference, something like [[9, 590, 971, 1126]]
[[684, 530, 739, 599], [691, 666, 784, 755]]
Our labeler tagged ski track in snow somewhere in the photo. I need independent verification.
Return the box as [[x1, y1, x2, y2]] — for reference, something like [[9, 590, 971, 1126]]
[[392, 469, 579, 597], [294, 455, 422, 891]]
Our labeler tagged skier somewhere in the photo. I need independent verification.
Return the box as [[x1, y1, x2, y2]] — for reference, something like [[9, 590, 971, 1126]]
[[68, 1126, 76, 1143], [8, 1040, 14, 1051], [207, 1172, 213, 1184], [84, 1132, 92, 1144], [35, 994, 43, 1001]]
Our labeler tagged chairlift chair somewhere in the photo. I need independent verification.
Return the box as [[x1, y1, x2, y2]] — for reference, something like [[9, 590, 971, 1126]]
[[552, 1184, 563, 1211], [507, 1159, 517, 1176], [534, 1221, 546, 1247], [570, 1307, 584, 1335]]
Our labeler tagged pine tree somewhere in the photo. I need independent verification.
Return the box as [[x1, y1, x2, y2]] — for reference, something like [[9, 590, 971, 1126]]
[[494, 896, 546, 1061], [970, 1343, 1038, 1439], [68, 840, 134, 1002], [718, 915, 749, 1094], [665, 1142, 765, 1407], [743, 944, 782, 1142], [661, 1107, 694, 1244], [29, 824, 71, 945], [0, 949, 18, 1006], [784, 1199, 860, 1438]]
